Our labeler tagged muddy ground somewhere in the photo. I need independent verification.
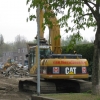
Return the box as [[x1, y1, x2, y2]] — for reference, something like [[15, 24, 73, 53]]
[[0, 74, 31, 100]]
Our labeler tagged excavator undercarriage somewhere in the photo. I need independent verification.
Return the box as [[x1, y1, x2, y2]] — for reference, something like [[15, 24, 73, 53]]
[[19, 79, 80, 93]]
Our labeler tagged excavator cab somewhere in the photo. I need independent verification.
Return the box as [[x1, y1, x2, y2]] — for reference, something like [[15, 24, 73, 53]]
[[40, 46, 51, 58], [26, 42, 52, 75]]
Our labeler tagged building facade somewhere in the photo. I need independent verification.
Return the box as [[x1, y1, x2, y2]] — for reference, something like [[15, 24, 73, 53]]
[[2, 47, 28, 65]]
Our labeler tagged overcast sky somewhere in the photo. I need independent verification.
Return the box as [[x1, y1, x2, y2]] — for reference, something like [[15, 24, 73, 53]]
[[0, 0, 95, 43]]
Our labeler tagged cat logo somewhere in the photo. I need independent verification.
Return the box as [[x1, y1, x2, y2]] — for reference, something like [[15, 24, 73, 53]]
[[65, 67, 76, 74]]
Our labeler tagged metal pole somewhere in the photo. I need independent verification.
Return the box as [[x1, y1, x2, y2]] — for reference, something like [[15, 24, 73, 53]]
[[37, 6, 40, 96]]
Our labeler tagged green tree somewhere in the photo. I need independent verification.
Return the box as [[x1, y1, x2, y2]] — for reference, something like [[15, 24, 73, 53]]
[[26, 0, 100, 95], [0, 34, 4, 45], [61, 35, 90, 46], [0, 34, 4, 57]]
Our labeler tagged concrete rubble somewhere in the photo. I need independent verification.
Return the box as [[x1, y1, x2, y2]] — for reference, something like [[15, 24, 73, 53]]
[[1, 64, 29, 78]]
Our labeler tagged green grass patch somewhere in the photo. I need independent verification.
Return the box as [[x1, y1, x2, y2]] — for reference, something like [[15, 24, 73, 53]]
[[41, 93, 100, 100]]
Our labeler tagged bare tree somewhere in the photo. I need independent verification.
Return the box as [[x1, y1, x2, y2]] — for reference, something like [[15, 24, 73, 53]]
[[14, 35, 27, 49]]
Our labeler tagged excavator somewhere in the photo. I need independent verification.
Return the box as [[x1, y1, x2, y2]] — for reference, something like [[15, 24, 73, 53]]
[[18, 6, 90, 93], [2, 58, 17, 71]]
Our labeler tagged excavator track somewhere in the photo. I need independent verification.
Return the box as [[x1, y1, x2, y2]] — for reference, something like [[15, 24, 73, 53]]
[[18, 78, 92, 94], [19, 79, 56, 93]]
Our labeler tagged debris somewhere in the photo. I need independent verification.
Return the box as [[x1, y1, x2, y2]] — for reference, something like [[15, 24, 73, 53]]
[[1, 64, 29, 78]]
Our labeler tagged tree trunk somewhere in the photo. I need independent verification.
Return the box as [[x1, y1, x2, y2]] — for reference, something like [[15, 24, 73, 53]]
[[92, 23, 100, 95]]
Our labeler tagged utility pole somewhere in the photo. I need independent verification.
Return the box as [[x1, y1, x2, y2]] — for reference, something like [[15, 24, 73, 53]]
[[36, 6, 40, 96]]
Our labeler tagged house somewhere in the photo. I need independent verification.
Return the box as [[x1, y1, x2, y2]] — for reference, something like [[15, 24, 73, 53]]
[[17, 48, 28, 65], [2, 47, 28, 65]]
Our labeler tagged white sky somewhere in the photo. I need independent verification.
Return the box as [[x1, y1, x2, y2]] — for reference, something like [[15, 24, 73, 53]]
[[0, 0, 95, 43]]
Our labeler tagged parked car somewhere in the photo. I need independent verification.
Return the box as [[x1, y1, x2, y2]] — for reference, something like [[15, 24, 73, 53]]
[[17, 64, 23, 68], [23, 65, 28, 70]]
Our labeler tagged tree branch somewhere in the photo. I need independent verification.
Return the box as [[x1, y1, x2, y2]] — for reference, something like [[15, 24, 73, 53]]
[[88, 1, 96, 6], [79, 13, 92, 19], [82, 0, 97, 20]]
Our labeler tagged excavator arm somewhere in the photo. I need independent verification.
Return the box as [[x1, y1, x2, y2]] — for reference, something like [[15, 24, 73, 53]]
[[36, 8, 61, 54]]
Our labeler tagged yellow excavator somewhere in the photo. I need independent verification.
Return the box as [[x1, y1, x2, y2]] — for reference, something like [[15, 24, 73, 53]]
[[18, 7, 90, 93], [3, 58, 17, 71]]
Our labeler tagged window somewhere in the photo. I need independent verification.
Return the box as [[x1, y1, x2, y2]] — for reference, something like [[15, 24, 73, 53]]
[[18, 49, 20, 53], [19, 56, 22, 60], [22, 48, 25, 53], [15, 57, 17, 60]]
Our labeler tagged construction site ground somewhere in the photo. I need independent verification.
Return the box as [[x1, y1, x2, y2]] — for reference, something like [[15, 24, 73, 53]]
[[0, 74, 31, 100], [0, 71, 93, 100]]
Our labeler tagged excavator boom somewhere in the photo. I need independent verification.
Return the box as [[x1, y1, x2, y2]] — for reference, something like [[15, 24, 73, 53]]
[[37, 8, 61, 54]]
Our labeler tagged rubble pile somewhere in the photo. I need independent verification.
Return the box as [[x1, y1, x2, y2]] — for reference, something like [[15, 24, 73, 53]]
[[1, 64, 29, 78]]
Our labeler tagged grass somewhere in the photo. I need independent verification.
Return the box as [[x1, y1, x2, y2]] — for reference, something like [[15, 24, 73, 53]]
[[41, 93, 100, 100]]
